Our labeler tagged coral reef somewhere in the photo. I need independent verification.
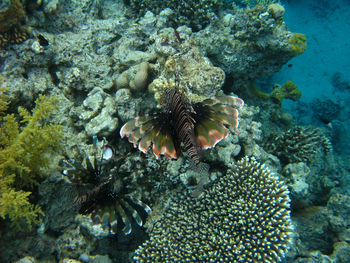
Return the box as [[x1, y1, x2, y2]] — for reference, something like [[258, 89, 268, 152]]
[[0, 27, 29, 49], [264, 126, 332, 165], [194, 5, 305, 88], [0, 93, 63, 229], [127, 0, 222, 31], [149, 36, 226, 103], [134, 157, 293, 262], [0, 1, 347, 263]]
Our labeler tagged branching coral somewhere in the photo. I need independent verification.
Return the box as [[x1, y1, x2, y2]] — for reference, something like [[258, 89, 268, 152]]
[[264, 126, 332, 165], [134, 157, 293, 262], [0, 92, 63, 229]]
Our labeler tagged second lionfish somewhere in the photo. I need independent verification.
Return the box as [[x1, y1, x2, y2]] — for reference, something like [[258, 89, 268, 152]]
[[120, 81, 244, 191]]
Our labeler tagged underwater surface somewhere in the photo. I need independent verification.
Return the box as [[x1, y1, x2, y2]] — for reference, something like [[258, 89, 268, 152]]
[[0, 0, 349, 262]]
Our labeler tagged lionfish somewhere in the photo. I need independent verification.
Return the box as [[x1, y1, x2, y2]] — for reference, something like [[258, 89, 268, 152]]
[[120, 82, 244, 192], [62, 137, 151, 235]]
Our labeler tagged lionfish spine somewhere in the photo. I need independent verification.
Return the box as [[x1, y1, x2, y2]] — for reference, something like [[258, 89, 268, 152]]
[[166, 87, 200, 165]]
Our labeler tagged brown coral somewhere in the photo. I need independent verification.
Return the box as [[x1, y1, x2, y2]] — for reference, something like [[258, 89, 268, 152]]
[[0, 0, 28, 49]]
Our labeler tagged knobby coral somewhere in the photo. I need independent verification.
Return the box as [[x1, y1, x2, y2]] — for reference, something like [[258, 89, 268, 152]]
[[0, 92, 63, 229], [134, 157, 293, 262]]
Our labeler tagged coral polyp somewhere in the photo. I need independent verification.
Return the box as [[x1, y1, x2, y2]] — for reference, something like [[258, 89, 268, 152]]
[[62, 137, 151, 236]]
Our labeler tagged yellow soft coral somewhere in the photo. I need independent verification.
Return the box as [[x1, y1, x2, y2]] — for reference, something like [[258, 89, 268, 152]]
[[0, 92, 63, 229], [270, 80, 302, 103], [289, 33, 307, 56]]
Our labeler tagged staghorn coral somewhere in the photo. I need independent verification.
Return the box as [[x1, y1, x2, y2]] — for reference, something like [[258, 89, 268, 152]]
[[264, 126, 332, 165], [134, 157, 293, 262], [0, 93, 63, 229]]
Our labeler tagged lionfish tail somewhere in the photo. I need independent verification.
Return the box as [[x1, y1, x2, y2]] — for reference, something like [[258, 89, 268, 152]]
[[189, 161, 210, 198]]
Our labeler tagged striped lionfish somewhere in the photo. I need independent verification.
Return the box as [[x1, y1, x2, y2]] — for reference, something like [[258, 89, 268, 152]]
[[62, 136, 151, 236], [120, 81, 244, 192]]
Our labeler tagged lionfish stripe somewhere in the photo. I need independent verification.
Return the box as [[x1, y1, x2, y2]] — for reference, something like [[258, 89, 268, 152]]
[[152, 132, 166, 159], [161, 133, 178, 159], [123, 200, 143, 227], [120, 118, 137, 138]]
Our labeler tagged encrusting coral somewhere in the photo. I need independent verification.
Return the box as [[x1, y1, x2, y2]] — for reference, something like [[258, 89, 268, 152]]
[[134, 157, 293, 262], [0, 91, 63, 229]]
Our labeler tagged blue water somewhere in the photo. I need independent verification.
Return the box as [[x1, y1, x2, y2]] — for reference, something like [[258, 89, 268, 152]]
[[274, 0, 350, 102]]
